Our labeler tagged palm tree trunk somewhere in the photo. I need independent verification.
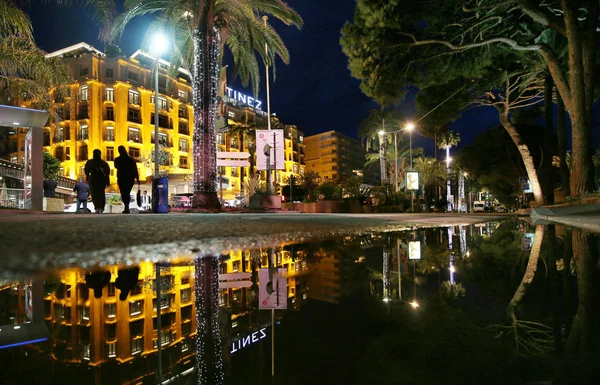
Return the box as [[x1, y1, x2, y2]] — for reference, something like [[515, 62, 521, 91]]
[[192, 25, 221, 209], [194, 255, 224, 384], [499, 113, 545, 206], [239, 133, 245, 195]]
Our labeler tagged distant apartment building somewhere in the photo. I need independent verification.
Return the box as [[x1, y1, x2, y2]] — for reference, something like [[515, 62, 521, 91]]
[[304, 130, 377, 184]]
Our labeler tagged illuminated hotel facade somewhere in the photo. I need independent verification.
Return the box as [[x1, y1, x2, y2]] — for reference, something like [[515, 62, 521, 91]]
[[27, 42, 305, 200]]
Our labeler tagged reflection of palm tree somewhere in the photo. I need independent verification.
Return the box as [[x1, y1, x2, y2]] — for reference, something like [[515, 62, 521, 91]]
[[110, 0, 302, 208]]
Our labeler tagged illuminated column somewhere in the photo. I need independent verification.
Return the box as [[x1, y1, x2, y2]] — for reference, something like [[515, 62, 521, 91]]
[[194, 256, 223, 385], [458, 172, 465, 212], [446, 146, 451, 212], [448, 226, 455, 285]]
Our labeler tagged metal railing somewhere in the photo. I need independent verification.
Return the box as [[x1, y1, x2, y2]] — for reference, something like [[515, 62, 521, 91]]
[[0, 188, 25, 209], [0, 159, 25, 179]]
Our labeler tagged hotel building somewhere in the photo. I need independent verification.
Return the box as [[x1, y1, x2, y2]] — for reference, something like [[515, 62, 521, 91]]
[[304, 130, 377, 185], [12, 42, 306, 200]]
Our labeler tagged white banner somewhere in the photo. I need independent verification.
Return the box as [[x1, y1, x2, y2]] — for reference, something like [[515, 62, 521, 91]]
[[258, 268, 287, 309], [406, 171, 419, 191], [256, 130, 285, 171]]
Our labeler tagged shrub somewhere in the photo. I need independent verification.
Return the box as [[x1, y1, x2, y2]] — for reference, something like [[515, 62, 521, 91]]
[[318, 182, 342, 200]]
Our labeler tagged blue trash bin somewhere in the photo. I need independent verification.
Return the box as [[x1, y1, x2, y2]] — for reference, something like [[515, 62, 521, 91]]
[[152, 177, 169, 213]]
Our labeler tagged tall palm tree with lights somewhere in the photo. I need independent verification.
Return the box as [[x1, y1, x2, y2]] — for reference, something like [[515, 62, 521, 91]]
[[109, 0, 302, 209], [437, 130, 460, 211]]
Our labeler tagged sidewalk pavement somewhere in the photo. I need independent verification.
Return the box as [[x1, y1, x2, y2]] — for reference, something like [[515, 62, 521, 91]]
[[0, 210, 507, 275], [531, 204, 600, 233]]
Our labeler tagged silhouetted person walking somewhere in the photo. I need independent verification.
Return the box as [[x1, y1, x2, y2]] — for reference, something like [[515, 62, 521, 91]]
[[114, 145, 139, 214], [115, 267, 140, 301], [85, 271, 111, 298], [73, 177, 90, 213], [84, 149, 110, 213]]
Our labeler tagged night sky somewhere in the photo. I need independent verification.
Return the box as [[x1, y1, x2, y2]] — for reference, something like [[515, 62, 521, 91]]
[[25, 1, 505, 155]]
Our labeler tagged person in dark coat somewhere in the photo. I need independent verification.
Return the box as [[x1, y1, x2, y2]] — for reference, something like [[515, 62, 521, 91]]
[[43, 179, 58, 198], [114, 145, 139, 214], [84, 149, 110, 214], [73, 177, 90, 213]]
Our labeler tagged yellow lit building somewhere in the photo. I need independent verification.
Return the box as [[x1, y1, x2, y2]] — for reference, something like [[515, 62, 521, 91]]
[[41, 42, 305, 199], [44, 43, 194, 193]]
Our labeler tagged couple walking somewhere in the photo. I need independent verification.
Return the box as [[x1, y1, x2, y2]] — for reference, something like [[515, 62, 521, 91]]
[[84, 146, 139, 213]]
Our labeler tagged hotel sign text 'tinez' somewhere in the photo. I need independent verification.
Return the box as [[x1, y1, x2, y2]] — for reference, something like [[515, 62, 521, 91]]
[[226, 87, 262, 110], [230, 327, 268, 354]]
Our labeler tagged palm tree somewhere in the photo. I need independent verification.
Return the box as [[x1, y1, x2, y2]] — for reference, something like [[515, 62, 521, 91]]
[[437, 130, 460, 211], [364, 143, 423, 189], [0, 0, 72, 112], [109, 0, 302, 209], [413, 157, 446, 212], [359, 109, 406, 184]]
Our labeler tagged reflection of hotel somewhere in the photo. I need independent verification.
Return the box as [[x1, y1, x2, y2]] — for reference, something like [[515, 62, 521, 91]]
[[41, 263, 196, 384]]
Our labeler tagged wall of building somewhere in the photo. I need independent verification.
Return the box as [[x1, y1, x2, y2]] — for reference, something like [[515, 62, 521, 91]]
[[304, 130, 366, 183]]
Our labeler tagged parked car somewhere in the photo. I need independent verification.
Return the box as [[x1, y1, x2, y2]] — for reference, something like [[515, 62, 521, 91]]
[[495, 205, 508, 213], [169, 193, 193, 208], [473, 201, 486, 213], [64, 193, 141, 213]]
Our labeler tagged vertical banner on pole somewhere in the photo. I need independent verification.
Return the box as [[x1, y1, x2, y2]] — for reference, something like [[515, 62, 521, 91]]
[[256, 130, 285, 171], [259, 268, 287, 309]]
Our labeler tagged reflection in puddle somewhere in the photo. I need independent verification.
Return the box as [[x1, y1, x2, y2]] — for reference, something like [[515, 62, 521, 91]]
[[2, 221, 600, 384]]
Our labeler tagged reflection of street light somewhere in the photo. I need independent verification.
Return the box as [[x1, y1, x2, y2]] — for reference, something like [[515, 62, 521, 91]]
[[410, 300, 419, 309]]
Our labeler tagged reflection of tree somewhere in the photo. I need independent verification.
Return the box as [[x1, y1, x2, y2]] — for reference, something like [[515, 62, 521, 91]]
[[554, 229, 600, 383], [496, 225, 553, 356], [441, 281, 466, 300]]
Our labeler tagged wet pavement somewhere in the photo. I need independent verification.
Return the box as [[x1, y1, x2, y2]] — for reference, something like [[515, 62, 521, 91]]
[[0, 211, 507, 274]]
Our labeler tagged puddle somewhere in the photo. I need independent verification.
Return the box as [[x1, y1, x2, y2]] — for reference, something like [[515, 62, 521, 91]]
[[1, 220, 599, 384]]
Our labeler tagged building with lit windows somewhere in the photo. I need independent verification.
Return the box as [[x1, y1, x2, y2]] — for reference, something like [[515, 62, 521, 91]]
[[217, 89, 305, 201], [304, 130, 377, 184], [41, 43, 194, 194]]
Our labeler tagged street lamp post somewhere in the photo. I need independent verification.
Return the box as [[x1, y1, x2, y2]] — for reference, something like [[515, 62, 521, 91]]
[[150, 33, 168, 214], [263, 15, 273, 194]]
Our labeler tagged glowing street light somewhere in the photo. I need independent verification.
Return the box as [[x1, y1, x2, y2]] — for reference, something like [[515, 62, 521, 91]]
[[410, 301, 419, 309]]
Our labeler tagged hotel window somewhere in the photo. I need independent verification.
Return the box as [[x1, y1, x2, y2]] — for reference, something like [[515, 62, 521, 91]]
[[129, 300, 143, 316], [54, 304, 65, 319], [105, 88, 114, 102], [178, 89, 187, 100], [182, 339, 191, 353], [106, 303, 116, 318], [78, 283, 89, 300], [79, 85, 88, 101], [130, 319, 144, 337], [131, 338, 143, 355], [127, 108, 141, 123], [128, 127, 140, 143], [127, 71, 140, 82], [129, 148, 140, 161], [106, 146, 114, 161], [105, 126, 115, 141], [300, 166, 305, 175], [55, 147, 64, 161], [82, 344, 91, 360], [232, 260, 240, 272], [128, 90, 140, 105], [151, 96, 168, 111], [216, 134, 225, 145], [107, 323, 117, 340], [78, 105, 89, 120], [227, 111, 235, 118], [65, 146, 71, 160], [293, 164, 298, 174], [105, 106, 114, 121], [108, 282, 115, 296], [180, 156, 188, 168], [299, 136, 304, 143], [179, 139, 188, 152], [107, 343, 116, 358], [230, 168, 238, 177], [79, 306, 90, 322], [80, 67, 88, 76], [182, 322, 192, 336], [181, 288, 191, 303], [105, 68, 113, 78]]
